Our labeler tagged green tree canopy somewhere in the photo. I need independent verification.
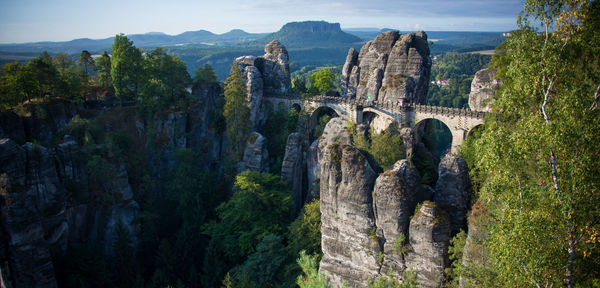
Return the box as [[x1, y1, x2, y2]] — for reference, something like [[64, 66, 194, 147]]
[[310, 69, 336, 94], [223, 62, 251, 160], [459, 1, 600, 287], [194, 64, 218, 84], [111, 34, 143, 102]]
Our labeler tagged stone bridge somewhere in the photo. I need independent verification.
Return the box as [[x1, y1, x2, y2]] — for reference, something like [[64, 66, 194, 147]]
[[263, 95, 485, 154]]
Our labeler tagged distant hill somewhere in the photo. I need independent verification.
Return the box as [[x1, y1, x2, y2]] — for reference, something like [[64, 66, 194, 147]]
[[247, 21, 363, 48], [0, 29, 267, 55]]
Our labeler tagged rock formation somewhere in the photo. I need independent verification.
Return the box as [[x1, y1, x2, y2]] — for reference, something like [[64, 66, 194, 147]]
[[468, 68, 501, 112], [317, 119, 473, 287], [318, 118, 380, 287], [434, 156, 472, 236], [405, 201, 451, 288], [239, 132, 269, 173], [306, 140, 320, 198], [236, 40, 292, 130], [373, 160, 420, 278], [341, 31, 431, 104], [281, 132, 304, 216]]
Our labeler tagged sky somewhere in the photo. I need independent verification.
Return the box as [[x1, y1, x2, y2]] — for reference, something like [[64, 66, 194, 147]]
[[0, 0, 526, 44]]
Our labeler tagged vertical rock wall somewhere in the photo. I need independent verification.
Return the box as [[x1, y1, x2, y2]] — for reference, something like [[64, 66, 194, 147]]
[[341, 31, 431, 104]]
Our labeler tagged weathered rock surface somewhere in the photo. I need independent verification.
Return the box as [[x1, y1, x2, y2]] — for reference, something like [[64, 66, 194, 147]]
[[318, 119, 379, 288], [379, 32, 431, 104], [281, 132, 304, 216], [0, 139, 62, 288], [341, 48, 359, 96], [373, 160, 420, 278], [306, 140, 320, 198], [342, 31, 430, 104], [405, 201, 450, 288], [257, 40, 291, 96], [239, 132, 269, 173], [434, 156, 472, 236], [0, 101, 78, 146], [468, 68, 501, 112], [235, 41, 293, 130]]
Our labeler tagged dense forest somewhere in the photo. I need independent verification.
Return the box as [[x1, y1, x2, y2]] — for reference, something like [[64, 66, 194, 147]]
[[1, 1, 599, 287], [427, 52, 491, 108]]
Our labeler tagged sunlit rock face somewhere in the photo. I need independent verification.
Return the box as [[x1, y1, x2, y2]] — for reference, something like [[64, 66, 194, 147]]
[[341, 31, 431, 105]]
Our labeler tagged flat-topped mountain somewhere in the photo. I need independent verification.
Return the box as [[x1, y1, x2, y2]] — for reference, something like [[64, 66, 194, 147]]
[[249, 21, 363, 48]]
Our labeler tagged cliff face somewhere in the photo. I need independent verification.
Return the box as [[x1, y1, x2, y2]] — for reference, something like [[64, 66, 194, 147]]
[[468, 68, 501, 112], [341, 31, 431, 104], [236, 40, 292, 131], [318, 119, 472, 287], [318, 119, 380, 287], [0, 82, 223, 288]]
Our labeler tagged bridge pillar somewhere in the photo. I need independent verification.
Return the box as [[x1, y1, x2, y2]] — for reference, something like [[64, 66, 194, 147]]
[[355, 105, 363, 124], [450, 129, 466, 154]]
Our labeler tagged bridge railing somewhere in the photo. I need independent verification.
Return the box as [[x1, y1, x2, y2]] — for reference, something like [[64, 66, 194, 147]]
[[304, 95, 486, 119]]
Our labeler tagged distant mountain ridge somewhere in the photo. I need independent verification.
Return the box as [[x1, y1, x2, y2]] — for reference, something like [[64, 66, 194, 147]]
[[247, 21, 363, 48], [0, 29, 268, 54]]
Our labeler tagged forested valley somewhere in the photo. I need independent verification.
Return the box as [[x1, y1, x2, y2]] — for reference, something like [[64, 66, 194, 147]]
[[0, 1, 599, 288]]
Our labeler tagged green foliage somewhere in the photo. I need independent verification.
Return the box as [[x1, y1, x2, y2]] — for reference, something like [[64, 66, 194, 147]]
[[369, 125, 404, 171], [313, 114, 332, 139], [95, 51, 112, 88], [347, 121, 405, 171], [264, 106, 299, 173], [111, 34, 144, 102], [64, 115, 104, 145], [87, 154, 116, 183], [366, 269, 418, 288], [296, 250, 331, 288], [310, 69, 336, 94], [204, 170, 292, 260], [232, 234, 288, 287], [0, 62, 38, 109], [223, 62, 251, 160], [287, 199, 322, 257], [458, 1, 600, 287], [427, 52, 491, 108], [112, 221, 137, 288], [141, 48, 191, 112], [392, 234, 409, 256], [194, 63, 218, 84]]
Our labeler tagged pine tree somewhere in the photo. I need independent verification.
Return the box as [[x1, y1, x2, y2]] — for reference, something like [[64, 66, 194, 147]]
[[223, 62, 251, 161]]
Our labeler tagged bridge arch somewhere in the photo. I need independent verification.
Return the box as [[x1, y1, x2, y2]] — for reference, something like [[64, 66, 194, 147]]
[[361, 108, 394, 134], [309, 106, 340, 140], [414, 118, 453, 158]]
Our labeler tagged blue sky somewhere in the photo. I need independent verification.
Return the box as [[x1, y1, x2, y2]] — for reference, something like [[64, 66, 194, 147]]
[[0, 0, 526, 44]]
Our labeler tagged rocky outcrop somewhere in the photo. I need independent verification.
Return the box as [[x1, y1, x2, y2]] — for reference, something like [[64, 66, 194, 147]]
[[318, 119, 379, 287], [235, 41, 293, 130], [373, 160, 420, 278], [281, 132, 304, 216], [342, 31, 431, 104], [0, 139, 62, 288], [434, 156, 472, 236], [239, 132, 269, 173], [257, 40, 291, 96], [0, 101, 78, 146], [306, 140, 320, 198], [378, 32, 430, 104], [405, 201, 450, 288], [341, 31, 431, 104], [341, 48, 359, 97], [468, 68, 501, 112], [0, 135, 140, 288]]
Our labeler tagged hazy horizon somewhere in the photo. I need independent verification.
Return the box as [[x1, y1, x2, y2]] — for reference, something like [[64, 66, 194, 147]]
[[1, 0, 525, 44]]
